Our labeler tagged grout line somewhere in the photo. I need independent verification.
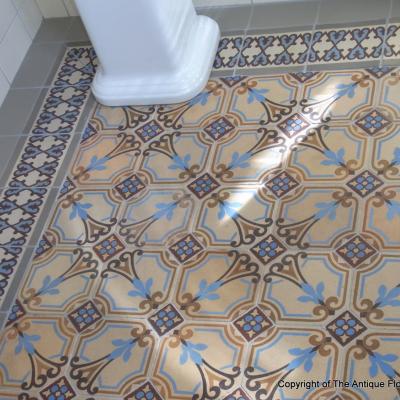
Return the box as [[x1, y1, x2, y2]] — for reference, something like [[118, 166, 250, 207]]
[[0, 11, 23, 85], [61, 0, 70, 16], [10, 82, 90, 91], [233, 0, 254, 76], [15, 5, 44, 41], [380, 0, 394, 68], [0, 130, 84, 140], [0, 6, 19, 45], [304, 0, 322, 74]]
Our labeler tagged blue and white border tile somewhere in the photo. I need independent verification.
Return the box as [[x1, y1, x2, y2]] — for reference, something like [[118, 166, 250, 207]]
[[0, 47, 96, 302], [214, 23, 400, 70]]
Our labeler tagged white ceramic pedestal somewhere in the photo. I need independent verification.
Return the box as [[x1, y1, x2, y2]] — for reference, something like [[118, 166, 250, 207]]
[[75, 0, 220, 106]]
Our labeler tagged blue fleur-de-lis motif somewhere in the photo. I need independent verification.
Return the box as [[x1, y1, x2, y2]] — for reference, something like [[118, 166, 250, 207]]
[[321, 148, 345, 167], [108, 339, 136, 362], [15, 333, 40, 355], [87, 155, 109, 172], [335, 83, 356, 99], [196, 279, 222, 301], [247, 88, 269, 104], [391, 147, 400, 165], [286, 347, 316, 372], [375, 285, 400, 307], [386, 200, 400, 221], [38, 275, 63, 296], [179, 342, 208, 365], [218, 201, 242, 220], [169, 154, 191, 171], [298, 282, 325, 304], [314, 201, 338, 220], [69, 202, 92, 220], [229, 152, 251, 170], [189, 91, 210, 106], [369, 352, 398, 378], [154, 202, 178, 221], [128, 278, 153, 299]]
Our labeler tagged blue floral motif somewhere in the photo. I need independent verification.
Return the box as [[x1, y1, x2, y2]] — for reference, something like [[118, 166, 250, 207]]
[[154, 202, 177, 221], [109, 339, 136, 362], [314, 201, 338, 220], [15, 333, 40, 355], [69, 202, 92, 220], [229, 152, 251, 170], [242, 313, 265, 334], [286, 347, 316, 372], [375, 285, 400, 307], [391, 147, 400, 165], [179, 342, 207, 365], [321, 148, 345, 167], [335, 83, 356, 99], [386, 200, 400, 221], [128, 278, 153, 299], [38, 275, 63, 296], [189, 91, 210, 106], [247, 88, 269, 104], [196, 279, 222, 301], [218, 201, 242, 220], [369, 352, 398, 378], [298, 282, 325, 304], [87, 155, 109, 172], [169, 154, 191, 171]]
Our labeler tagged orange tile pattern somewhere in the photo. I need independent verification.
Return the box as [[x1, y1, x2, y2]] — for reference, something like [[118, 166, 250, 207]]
[[1, 67, 400, 399]]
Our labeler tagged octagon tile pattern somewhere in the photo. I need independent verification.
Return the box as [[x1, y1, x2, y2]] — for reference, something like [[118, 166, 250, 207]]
[[1, 22, 400, 400]]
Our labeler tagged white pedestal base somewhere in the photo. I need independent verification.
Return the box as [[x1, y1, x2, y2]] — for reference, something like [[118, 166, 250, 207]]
[[75, 0, 220, 106]]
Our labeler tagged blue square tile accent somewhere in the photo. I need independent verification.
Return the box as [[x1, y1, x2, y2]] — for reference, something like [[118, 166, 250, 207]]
[[234, 307, 272, 341], [250, 235, 286, 265], [124, 381, 162, 400], [204, 117, 235, 140], [169, 234, 204, 263], [93, 234, 125, 262], [336, 235, 377, 268], [148, 304, 184, 336], [278, 113, 310, 138], [355, 109, 391, 136], [188, 173, 220, 199], [136, 120, 164, 142], [68, 301, 102, 333], [346, 170, 383, 197], [40, 377, 76, 400], [115, 174, 146, 200], [326, 311, 367, 346], [266, 171, 299, 198]]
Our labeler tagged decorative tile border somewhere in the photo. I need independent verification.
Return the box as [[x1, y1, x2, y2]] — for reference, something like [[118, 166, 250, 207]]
[[215, 23, 400, 69], [0, 47, 96, 301], [0, 21, 400, 305]]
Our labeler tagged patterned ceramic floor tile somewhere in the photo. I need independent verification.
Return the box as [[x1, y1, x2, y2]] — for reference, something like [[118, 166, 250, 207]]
[[214, 24, 400, 71], [1, 20, 400, 400]]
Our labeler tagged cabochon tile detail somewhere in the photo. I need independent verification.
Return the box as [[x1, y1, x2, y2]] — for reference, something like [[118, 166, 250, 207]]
[[1, 21, 400, 400]]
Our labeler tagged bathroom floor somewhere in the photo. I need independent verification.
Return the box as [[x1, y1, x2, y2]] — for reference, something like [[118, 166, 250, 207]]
[[1, 9, 400, 400]]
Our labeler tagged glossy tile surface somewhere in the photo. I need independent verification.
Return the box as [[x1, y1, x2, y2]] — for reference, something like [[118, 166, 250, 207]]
[[1, 65, 400, 399]]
